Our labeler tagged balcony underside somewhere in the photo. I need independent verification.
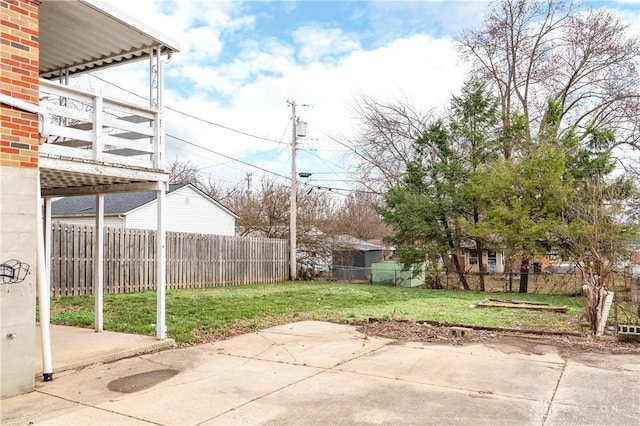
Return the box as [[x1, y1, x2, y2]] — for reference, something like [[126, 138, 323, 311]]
[[39, 154, 168, 197]]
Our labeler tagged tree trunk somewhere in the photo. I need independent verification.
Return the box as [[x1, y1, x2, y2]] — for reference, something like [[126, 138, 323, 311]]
[[519, 258, 529, 293], [439, 254, 450, 273], [452, 253, 470, 291], [476, 241, 485, 292], [440, 213, 469, 291], [472, 205, 485, 292]]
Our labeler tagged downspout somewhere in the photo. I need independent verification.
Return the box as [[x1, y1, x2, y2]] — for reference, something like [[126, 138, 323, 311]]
[[36, 174, 53, 381], [1, 94, 53, 380], [0, 93, 50, 144]]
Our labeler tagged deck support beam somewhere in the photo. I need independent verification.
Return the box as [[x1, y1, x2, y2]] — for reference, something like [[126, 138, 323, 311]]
[[156, 183, 166, 339], [93, 194, 104, 332]]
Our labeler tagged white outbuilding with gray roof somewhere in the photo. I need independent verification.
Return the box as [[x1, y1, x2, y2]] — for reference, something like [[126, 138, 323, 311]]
[[52, 184, 238, 236]]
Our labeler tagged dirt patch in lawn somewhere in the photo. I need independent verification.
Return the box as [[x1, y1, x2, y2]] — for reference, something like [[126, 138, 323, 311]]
[[358, 319, 640, 355]]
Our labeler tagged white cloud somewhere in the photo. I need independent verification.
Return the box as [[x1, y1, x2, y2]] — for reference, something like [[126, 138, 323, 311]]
[[292, 26, 361, 62], [616, 7, 640, 35], [182, 26, 226, 62]]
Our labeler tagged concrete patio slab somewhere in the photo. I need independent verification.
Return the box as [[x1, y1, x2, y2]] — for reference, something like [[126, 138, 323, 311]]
[[547, 355, 640, 425], [336, 342, 565, 400], [36, 407, 153, 426], [35, 324, 175, 377], [212, 328, 391, 368], [205, 369, 543, 426], [0, 391, 80, 426], [3, 321, 638, 426], [93, 359, 323, 426]]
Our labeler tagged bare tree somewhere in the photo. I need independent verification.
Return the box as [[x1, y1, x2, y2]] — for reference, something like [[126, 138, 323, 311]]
[[167, 159, 203, 184], [344, 94, 435, 193], [198, 175, 242, 205], [459, 0, 640, 153], [560, 176, 638, 334], [297, 187, 341, 271], [334, 190, 390, 241], [228, 175, 341, 274], [167, 159, 240, 205], [231, 176, 290, 238]]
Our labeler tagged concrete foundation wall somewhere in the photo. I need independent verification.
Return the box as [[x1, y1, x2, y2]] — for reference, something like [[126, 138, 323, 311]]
[[0, 166, 38, 398]]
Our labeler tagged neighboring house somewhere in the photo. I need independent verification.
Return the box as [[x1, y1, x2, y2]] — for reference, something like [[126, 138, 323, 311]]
[[631, 251, 640, 277], [51, 184, 238, 236], [458, 243, 552, 275], [331, 236, 384, 281], [458, 244, 507, 275], [629, 236, 640, 277]]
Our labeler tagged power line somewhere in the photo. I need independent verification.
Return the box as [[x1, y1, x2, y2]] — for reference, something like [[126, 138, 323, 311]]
[[167, 133, 380, 195], [198, 147, 285, 170], [296, 171, 356, 175], [85, 74, 380, 195], [165, 105, 288, 145], [306, 179, 360, 183], [88, 74, 288, 145], [86, 74, 637, 187], [166, 133, 291, 181], [297, 143, 354, 189]]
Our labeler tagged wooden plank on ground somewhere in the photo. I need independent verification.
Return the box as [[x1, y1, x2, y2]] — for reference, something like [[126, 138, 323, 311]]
[[477, 298, 567, 313]]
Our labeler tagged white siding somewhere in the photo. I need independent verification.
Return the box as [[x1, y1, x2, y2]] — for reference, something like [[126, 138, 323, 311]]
[[53, 216, 124, 228], [126, 186, 236, 235]]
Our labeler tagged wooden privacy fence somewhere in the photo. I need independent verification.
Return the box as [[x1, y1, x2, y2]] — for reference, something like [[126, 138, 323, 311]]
[[50, 223, 289, 296]]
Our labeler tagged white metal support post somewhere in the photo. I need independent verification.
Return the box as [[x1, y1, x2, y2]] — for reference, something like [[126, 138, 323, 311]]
[[152, 50, 164, 169], [94, 195, 104, 332], [150, 47, 159, 110], [156, 182, 166, 339], [289, 101, 297, 281], [151, 46, 167, 339], [44, 197, 52, 293]]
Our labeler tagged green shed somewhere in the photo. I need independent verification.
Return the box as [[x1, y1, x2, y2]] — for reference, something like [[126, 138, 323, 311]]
[[371, 261, 425, 287]]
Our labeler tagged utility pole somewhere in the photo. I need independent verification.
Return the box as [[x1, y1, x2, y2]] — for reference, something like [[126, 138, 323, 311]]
[[287, 100, 308, 281], [289, 100, 298, 281], [245, 172, 252, 194]]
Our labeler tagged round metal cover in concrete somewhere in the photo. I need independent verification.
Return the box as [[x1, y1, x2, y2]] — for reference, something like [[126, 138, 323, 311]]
[[107, 369, 178, 393]]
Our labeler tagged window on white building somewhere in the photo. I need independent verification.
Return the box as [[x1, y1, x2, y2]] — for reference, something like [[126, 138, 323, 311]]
[[469, 250, 478, 265]]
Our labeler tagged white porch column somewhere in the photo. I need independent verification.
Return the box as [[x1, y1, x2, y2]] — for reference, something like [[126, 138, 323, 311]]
[[150, 46, 167, 339], [93, 195, 104, 332], [150, 46, 164, 169], [156, 183, 167, 339], [44, 197, 52, 287]]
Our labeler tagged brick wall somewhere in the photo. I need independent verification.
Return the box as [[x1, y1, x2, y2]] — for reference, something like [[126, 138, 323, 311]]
[[0, 0, 40, 168]]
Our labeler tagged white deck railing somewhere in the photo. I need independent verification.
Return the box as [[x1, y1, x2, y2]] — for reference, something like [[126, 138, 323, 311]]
[[39, 79, 162, 170]]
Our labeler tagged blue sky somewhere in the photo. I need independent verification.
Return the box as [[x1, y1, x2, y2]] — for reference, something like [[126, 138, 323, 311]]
[[83, 0, 640, 194]]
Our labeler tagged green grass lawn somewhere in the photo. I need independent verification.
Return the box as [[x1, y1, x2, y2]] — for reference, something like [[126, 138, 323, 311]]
[[47, 281, 587, 345]]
